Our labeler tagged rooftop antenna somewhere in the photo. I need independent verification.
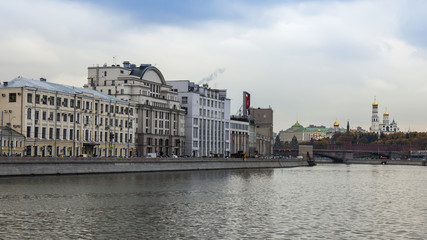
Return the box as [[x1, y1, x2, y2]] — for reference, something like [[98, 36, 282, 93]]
[[113, 56, 117, 65]]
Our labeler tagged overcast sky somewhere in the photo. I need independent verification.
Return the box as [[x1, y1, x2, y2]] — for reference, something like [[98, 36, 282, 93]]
[[1, 0, 427, 132]]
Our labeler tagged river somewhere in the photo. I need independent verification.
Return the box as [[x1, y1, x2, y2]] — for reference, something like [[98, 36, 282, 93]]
[[0, 164, 426, 239]]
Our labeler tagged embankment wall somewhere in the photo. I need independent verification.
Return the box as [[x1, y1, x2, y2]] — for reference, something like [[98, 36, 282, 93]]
[[0, 158, 310, 176]]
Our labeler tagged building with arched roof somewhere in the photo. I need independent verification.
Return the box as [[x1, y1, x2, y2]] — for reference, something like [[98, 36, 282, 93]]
[[86, 61, 186, 156]]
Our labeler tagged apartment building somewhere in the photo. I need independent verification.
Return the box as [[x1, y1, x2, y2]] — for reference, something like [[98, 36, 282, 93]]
[[167, 80, 230, 157], [0, 77, 136, 157]]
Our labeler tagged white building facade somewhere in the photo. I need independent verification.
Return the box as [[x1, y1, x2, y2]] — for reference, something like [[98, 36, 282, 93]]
[[230, 117, 250, 155], [167, 81, 231, 157], [86, 62, 185, 156], [370, 97, 399, 134]]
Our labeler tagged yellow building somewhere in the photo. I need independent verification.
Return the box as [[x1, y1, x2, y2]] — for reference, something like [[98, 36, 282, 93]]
[[279, 121, 329, 143], [0, 77, 137, 157]]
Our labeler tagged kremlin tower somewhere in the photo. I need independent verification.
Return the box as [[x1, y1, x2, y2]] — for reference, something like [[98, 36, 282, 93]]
[[371, 97, 380, 134]]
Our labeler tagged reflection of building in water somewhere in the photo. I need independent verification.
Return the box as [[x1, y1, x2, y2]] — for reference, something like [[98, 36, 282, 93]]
[[370, 97, 399, 134]]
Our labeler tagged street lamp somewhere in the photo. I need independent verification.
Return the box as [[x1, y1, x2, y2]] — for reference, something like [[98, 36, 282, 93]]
[[8, 116, 16, 156]]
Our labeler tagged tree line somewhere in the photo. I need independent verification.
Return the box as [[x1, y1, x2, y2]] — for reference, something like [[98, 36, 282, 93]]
[[306, 132, 427, 149]]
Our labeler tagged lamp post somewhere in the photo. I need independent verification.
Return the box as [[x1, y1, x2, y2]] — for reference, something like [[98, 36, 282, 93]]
[[8, 116, 16, 156]]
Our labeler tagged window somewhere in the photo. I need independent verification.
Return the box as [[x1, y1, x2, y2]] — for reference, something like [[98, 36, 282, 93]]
[[70, 129, 74, 140], [42, 95, 47, 104], [182, 96, 188, 104], [70, 99, 75, 107], [63, 98, 68, 107], [57, 97, 62, 106], [42, 127, 46, 139], [35, 94, 40, 104], [27, 126, 31, 138], [49, 128, 53, 139], [27, 93, 32, 103], [35, 111, 40, 120], [56, 128, 60, 140], [34, 127, 39, 138], [9, 93, 16, 102], [27, 108, 31, 120], [57, 113, 60, 122], [193, 127, 198, 138], [63, 129, 67, 140], [49, 96, 54, 105]]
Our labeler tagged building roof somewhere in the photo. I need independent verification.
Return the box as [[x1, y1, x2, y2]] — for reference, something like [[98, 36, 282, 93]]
[[281, 121, 330, 133], [1, 77, 129, 104], [0, 126, 25, 138]]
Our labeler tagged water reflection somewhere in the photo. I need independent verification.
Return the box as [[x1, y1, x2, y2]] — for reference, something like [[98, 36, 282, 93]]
[[0, 165, 426, 239]]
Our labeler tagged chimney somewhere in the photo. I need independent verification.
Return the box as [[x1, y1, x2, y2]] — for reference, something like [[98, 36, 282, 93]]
[[40, 78, 47, 82]]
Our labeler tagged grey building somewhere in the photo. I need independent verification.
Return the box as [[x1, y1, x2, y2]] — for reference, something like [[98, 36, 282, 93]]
[[250, 107, 274, 156]]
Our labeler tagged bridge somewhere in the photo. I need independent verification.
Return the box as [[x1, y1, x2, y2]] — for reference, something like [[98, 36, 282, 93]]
[[313, 144, 423, 163]]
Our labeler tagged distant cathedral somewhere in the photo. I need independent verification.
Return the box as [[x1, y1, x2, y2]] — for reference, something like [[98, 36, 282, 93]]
[[370, 97, 399, 134]]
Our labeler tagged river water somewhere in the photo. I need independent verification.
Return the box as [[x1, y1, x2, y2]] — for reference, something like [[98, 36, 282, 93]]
[[0, 164, 426, 239]]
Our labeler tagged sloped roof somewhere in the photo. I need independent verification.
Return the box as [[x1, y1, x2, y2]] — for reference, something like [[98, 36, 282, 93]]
[[1, 77, 128, 104]]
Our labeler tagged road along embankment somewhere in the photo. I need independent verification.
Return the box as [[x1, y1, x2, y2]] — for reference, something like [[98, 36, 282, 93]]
[[0, 158, 311, 176]]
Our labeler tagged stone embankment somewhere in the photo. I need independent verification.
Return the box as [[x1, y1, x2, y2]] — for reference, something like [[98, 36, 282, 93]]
[[0, 157, 311, 176]]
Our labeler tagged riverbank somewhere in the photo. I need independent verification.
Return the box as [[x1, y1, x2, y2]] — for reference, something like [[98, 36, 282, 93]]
[[315, 158, 427, 166], [0, 157, 311, 176]]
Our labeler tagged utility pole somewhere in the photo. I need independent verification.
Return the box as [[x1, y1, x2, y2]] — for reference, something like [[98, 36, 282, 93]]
[[1, 110, 3, 155]]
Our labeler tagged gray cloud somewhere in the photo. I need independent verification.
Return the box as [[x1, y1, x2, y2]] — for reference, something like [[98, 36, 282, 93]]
[[1, 0, 427, 132]]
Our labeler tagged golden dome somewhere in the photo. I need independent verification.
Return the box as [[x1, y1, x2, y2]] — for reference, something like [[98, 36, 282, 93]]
[[372, 97, 378, 107], [295, 121, 300, 126], [384, 111, 389, 116], [317, 129, 321, 132], [333, 120, 339, 127]]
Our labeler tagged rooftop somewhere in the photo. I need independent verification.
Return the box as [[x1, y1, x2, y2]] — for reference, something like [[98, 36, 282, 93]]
[[1, 77, 129, 104]]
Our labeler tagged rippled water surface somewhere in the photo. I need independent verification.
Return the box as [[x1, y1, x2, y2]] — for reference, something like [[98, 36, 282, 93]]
[[0, 164, 426, 239]]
